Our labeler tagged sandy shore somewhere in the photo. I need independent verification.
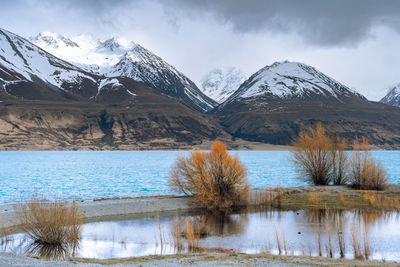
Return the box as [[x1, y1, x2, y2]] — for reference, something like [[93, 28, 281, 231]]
[[1, 187, 400, 266]]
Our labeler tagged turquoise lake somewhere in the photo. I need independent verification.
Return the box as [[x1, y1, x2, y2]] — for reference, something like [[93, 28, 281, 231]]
[[1, 151, 400, 204]]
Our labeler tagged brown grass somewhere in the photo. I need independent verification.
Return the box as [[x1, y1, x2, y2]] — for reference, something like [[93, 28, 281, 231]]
[[0, 221, 12, 246], [363, 226, 371, 260], [308, 193, 321, 205], [185, 218, 200, 251], [337, 229, 345, 258], [350, 222, 362, 259], [274, 226, 282, 255], [324, 207, 333, 258], [171, 215, 183, 252], [17, 199, 84, 247], [170, 140, 250, 210], [349, 137, 388, 191]]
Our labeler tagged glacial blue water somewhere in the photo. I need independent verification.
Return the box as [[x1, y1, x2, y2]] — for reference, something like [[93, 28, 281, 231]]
[[0, 151, 399, 204]]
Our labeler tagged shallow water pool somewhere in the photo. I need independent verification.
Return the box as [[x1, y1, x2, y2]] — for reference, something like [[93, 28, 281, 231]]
[[3, 208, 400, 261]]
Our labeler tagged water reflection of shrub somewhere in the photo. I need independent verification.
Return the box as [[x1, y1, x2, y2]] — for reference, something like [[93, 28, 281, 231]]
[[16, 199, 83, 259], [192, 211, 248, 237], [25, 241, 79, 260], [171, 210, 248, 247]]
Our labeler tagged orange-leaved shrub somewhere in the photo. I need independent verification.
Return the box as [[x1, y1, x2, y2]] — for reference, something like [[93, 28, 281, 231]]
[[331, 136, 349, 185], [170, 140, 249, 210], [292, 123, 336, 185], [349, 137, 387, 190]]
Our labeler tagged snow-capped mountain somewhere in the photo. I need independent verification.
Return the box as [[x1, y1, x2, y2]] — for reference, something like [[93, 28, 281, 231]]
[[223, 61, 366, 105], [0, 28, 139, 102], [30, 32, 216, 112], [0, 29, 95, 92], [380, 83, 400, 107], [200, 67, 247, 103], [214, 61, 389, 146]]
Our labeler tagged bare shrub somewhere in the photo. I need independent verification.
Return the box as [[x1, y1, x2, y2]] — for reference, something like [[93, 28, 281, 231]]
[[331, 136, 348, 185], [349, 137, 388, 190], [17, 199, 84, 247], [292, 123, 335, 185], [170, 140, 249, 210]]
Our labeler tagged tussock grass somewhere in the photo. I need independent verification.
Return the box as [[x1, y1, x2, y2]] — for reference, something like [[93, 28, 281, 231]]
[[308, 193, 321, 205], [17, 199, 84, 247]]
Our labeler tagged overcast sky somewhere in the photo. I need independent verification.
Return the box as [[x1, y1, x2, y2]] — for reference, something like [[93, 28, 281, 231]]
[[2, 0, 400, 100]]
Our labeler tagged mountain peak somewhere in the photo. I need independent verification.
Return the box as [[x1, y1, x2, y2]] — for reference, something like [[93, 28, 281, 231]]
[[97, 37, 133, 52], [31, 32, 79, 48], [200, 67, 247, 104], [226, 60, 365, 104], [380, 83, 400, 107]]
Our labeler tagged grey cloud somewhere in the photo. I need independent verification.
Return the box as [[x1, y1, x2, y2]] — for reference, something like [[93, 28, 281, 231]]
[[7, 0, 400, 46], [162, 0, 400, 46]]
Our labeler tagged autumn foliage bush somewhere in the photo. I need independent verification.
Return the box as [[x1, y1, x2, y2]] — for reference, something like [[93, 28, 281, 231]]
[[349, 137, 387, 190], [292, 123, 342, 185], [292, 123, 387, 190], [170, 140, 250, 210]]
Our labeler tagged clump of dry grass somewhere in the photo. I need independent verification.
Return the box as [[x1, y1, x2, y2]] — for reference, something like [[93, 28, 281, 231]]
[[185, 218, 200, 251], [350, 222, 362, 259], [0, 221, 12, 246], [171, 215, 183, 252], [170, 140, 250, 210], [349, 137, 388, 191], [308, 193, 321, 205], [324, 207, 333, 258], [17, 199, 84, 247]]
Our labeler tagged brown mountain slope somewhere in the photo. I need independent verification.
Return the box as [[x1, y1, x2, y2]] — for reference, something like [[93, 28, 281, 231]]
[[214, 98, 400, 149], [0, 80, 224, 150]]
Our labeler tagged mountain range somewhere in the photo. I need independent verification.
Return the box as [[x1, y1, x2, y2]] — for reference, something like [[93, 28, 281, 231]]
[[1, 27, 400, 149], [30, 32, 216, 112]]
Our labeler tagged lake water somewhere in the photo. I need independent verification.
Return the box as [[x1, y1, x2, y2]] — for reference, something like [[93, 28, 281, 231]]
[[3, 208, 400, 261], [0, 151, 400, 204]]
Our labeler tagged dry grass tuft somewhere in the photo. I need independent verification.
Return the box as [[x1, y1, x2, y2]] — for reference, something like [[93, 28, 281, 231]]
[[308, 193, 321, 205], [185, 218, 200, 251], [171, 215, 183, 252], [0, 221, 12, 245], [350, 222, 362, 259], [17, 199, 84, 247], [170, 140, 250, 210]]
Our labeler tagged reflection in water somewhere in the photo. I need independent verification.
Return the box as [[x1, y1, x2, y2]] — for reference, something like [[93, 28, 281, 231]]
[[25, 241, 79, 260], [2, 208, 400, 261]]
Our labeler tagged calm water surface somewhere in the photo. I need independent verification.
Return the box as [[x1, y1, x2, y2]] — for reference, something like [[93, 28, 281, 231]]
[[3, 208, 400, 261], [0, 151, 400, 203]]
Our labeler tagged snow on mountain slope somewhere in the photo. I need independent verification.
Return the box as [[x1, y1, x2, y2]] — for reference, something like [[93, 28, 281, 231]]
[[0, 28, 139, 103], [200, 67, 247, 103], [224, 61, 366, 105], [31, 32, 216, 112], [380, 83, 400, 107], [0, 28, 96, 89]]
